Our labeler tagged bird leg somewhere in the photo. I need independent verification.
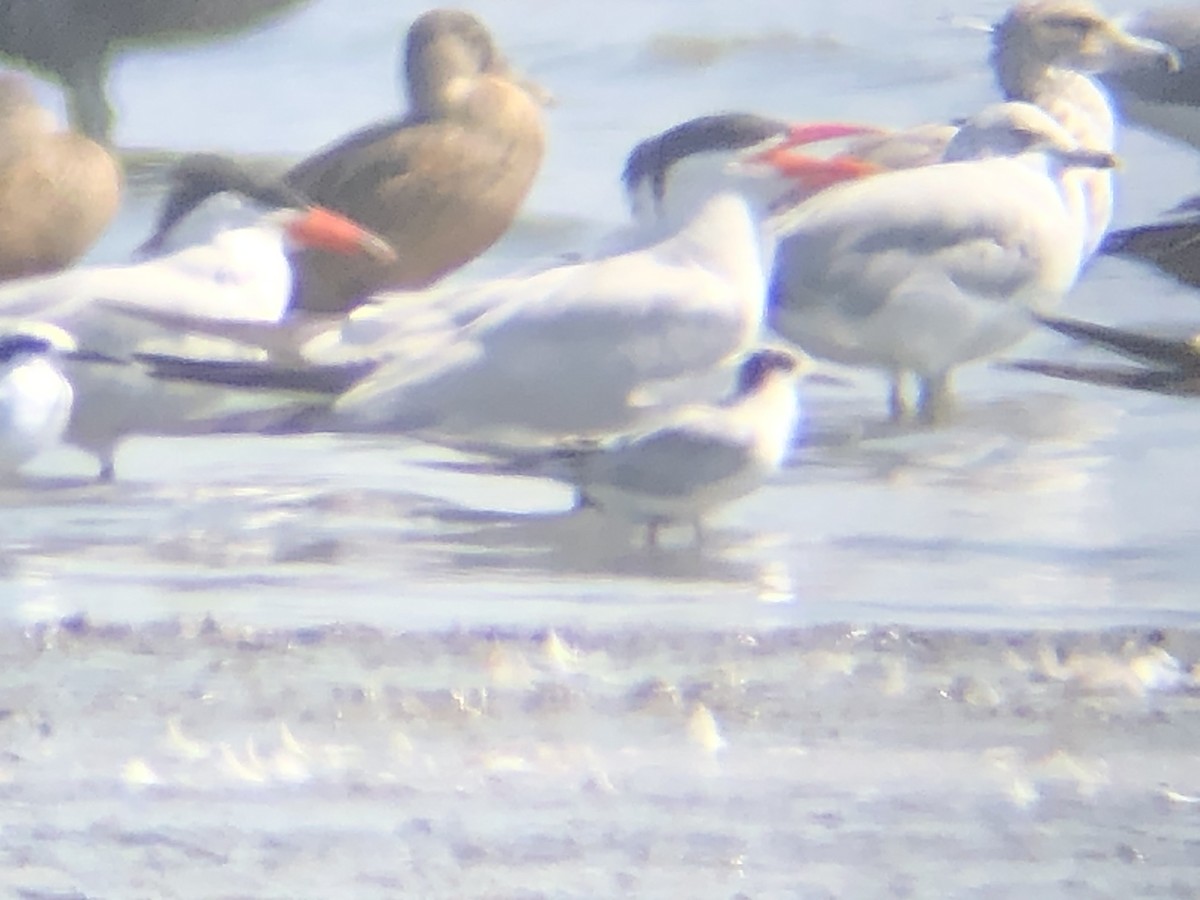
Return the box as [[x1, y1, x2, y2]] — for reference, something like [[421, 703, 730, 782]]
[[645, 520, 662, 550], [63, 54, 113, 144], [916, 371, 954, 425], [888, 370, 914, 422]]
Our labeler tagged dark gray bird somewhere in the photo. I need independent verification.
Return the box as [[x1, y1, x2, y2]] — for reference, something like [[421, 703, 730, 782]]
[[0, 0, 312, 143], [1008, 313, 1200, 394]]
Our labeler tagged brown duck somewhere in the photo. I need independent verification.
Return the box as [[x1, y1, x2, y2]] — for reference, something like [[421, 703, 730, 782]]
[[0, 73, 120, 280], [284, 8, 547, 315]]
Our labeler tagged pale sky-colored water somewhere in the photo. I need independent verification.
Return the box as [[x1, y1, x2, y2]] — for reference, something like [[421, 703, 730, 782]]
[[8, 0, 1200, 633]]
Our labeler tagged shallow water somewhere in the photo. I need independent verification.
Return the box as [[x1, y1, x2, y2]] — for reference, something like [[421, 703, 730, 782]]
[[5, 0, 1200, 895]]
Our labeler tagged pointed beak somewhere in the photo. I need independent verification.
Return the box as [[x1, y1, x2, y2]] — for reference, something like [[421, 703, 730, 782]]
[[735, 121, 886, 200], [782, 122, 888, 146], [286, 207, 398, 263]]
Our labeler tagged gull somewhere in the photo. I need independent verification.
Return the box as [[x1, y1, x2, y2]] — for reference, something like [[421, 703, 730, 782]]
[[990, 0, 1178, 256], [836, 1, 1177, 258], [284, 9, 548, 314], [768, 101, 1117, 423]]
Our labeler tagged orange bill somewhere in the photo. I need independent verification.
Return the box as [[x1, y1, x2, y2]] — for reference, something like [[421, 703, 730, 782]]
[[286, 207, 398, 262]]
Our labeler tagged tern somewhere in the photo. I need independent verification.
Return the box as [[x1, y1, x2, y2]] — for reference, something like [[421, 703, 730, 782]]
[[0, 327, 78, 474], [0, 157, 395, 480], [565, 347, 803, 547]]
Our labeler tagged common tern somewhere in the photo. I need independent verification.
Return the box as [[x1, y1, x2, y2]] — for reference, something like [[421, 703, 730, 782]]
[[565, 347, 803, 547], [114, 116, 877, 454]]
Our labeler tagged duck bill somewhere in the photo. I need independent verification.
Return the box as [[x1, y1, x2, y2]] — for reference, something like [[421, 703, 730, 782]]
[[1102, 30, 1181, 73], [287, 207, 398, 262]]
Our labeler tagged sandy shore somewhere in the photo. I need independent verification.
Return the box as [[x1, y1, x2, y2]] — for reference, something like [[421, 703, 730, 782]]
[[0, 617, 1196, 897]]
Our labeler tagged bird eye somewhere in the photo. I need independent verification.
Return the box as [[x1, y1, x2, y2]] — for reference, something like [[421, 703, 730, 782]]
[[1044, 15, 1096, 33]]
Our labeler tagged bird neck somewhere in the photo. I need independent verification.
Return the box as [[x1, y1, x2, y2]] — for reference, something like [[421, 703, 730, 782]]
[[993, 49, 1114, 147], [665, 190, 776, 284], [728, 372, 799, 470]]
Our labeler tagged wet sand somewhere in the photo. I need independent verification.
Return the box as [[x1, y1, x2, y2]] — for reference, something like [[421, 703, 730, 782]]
[[0, 617, 1197, 897]]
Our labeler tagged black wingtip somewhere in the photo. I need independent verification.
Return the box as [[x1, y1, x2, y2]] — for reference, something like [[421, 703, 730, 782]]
[[134, 352, 377, 395]]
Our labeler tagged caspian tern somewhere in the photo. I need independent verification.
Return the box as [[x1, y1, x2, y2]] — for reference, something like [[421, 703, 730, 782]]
[[0, 73, 120, 281], [125, 115, 878, 451], [0, 156, 395, 479], [769, 101, 1117, 423], [320, 116, 873, 445], [284, 8, 548, 314]]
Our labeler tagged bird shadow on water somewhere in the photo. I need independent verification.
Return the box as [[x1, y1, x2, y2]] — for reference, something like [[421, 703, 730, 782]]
[[404, 495, 795, 592], [789, 387, 1116, 486]]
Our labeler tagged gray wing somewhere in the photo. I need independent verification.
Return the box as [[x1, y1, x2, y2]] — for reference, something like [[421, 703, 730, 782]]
[[771, 164, 1053, 320], [1006, 358, 1200, 395], [1036, 315, 1200, 370], [582, 425, 749, 498]]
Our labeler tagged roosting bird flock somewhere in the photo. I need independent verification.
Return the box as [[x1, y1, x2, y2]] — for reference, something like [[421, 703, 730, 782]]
[[0, 0, 1197, 546]]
